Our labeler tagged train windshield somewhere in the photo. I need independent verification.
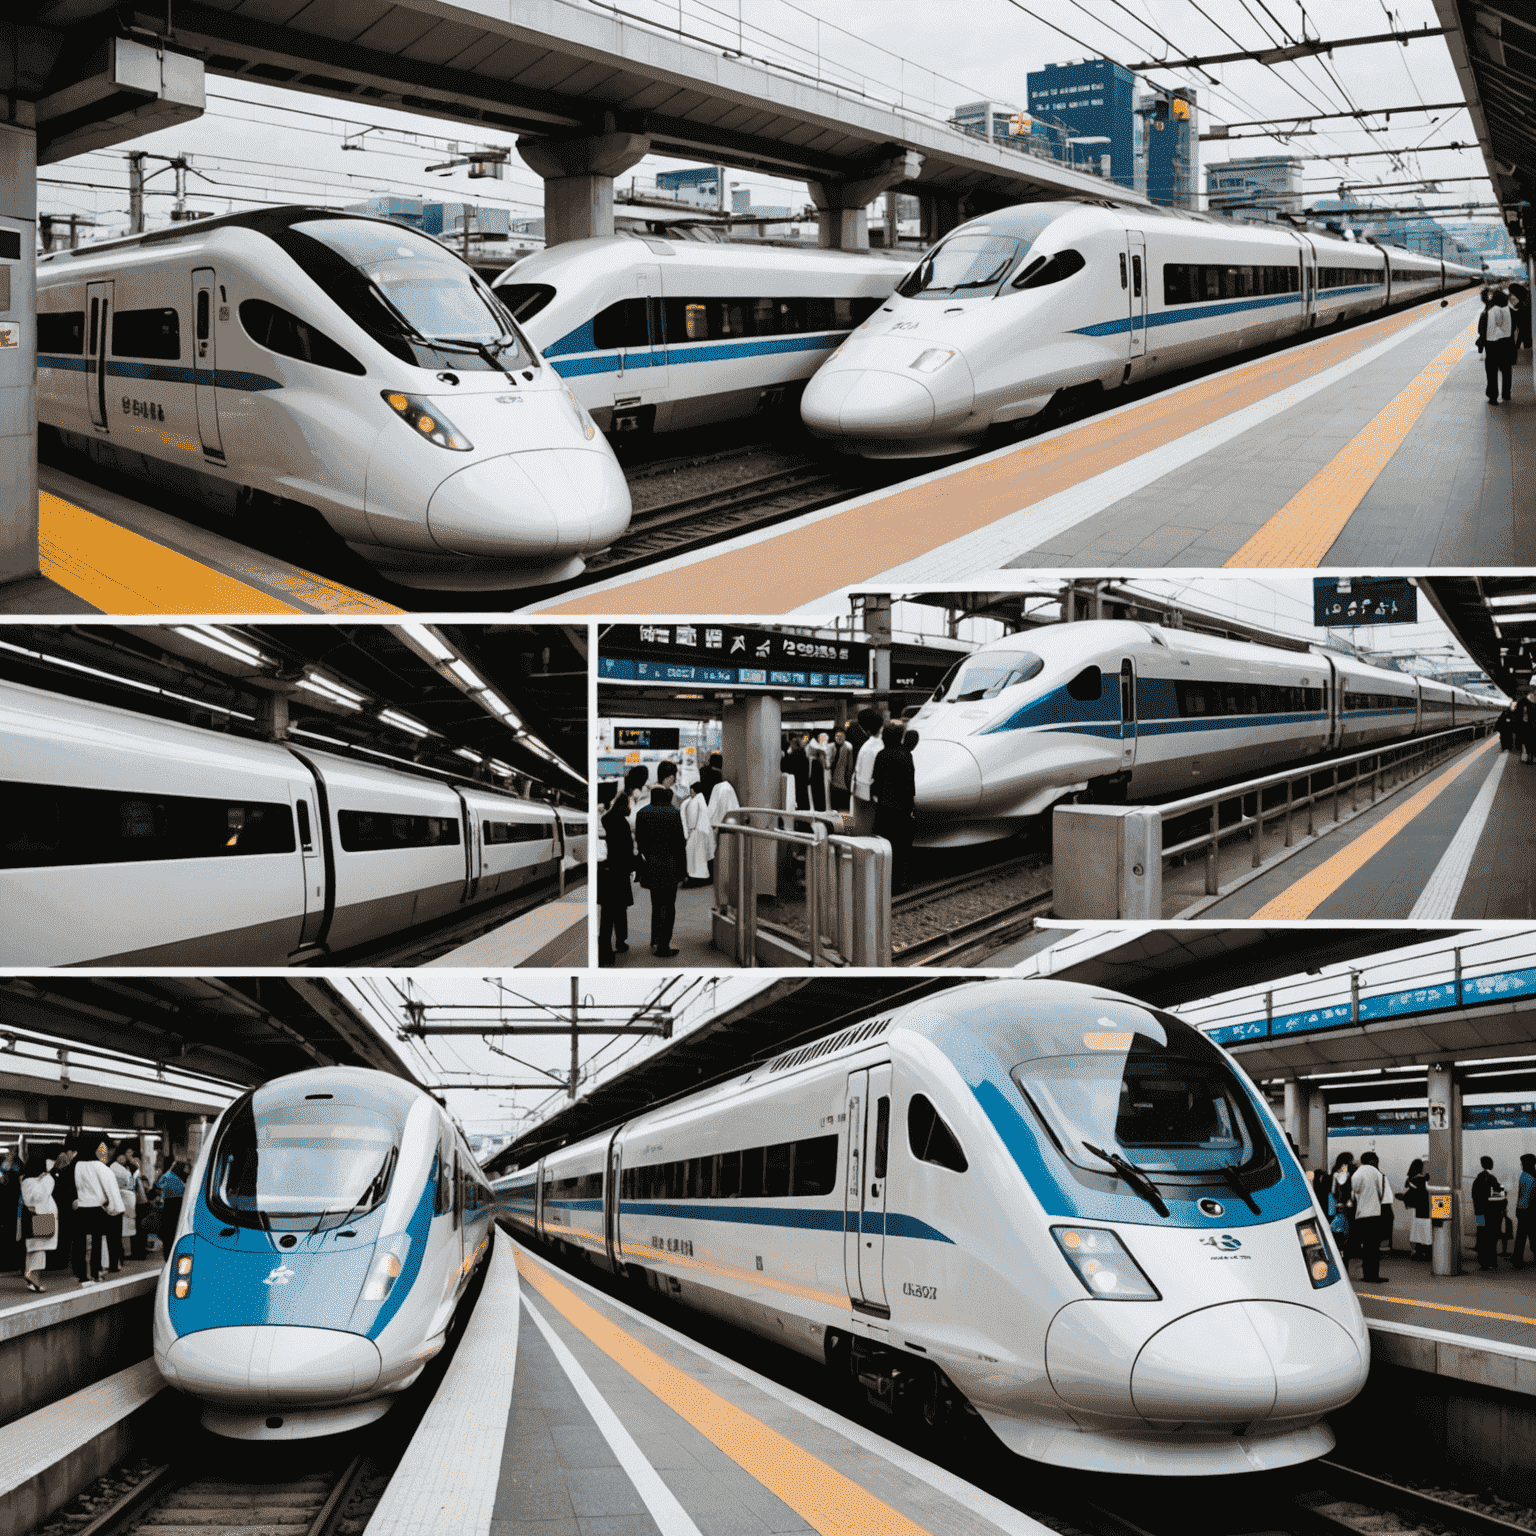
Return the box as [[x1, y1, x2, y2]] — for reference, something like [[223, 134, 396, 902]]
[[207, 1093, 401, 1233], [895, 211, 1064, 300], [1008, 998, 1275, 1180], [933, 650, 1044, 702], [290, 218, 534, 372]]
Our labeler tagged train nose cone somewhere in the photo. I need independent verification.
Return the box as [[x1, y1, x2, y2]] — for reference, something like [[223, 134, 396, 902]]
[[427, 447, 631, 558], [802, 368, 938, 437], [162, 1326, 382, 1404], [913, 740, 983, 812], [1132, 1302, 1364, 1425]]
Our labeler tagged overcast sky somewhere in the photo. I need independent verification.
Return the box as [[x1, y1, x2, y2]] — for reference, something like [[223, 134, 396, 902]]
[[41, 0, 1494, 240]]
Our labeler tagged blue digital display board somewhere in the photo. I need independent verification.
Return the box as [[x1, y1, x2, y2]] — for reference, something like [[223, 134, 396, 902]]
[[600, 623, 871, 694]]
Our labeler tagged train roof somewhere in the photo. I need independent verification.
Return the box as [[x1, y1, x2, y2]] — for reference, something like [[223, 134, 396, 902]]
[[495, 233, 910, 283]]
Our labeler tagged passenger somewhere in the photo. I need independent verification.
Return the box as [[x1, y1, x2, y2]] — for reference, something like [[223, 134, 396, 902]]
[[1351, 1152, 1391, 1284], [871, 724, 917, 895], [807, 732, 831, 813], [1479, 288, 1515, 404], [1402, 1158, 1432, 1261], [634, 777, 687, 959], [47, 1146, 76, 1274], [782, 734, 811, 813], [1517, 689, 1536, 766], [850, 708, 886, 838], [1514, 1153, 1536, 1270], [0, 1148, 18, 1275], [71, 1136, 125, 1288], [156, 1160, 187, 1250], [680, 776, 716, 888], [623, 765, 649, 831], [1329, 1151, 1356, 1260], [1496, 704, 1516, 753], [19, 1152, 57, 1294], [1472, 1154, 1508, 1271], [704, 754, 740, 891], [696, 752, 723, 804], [829, 730, 854, 813], [597, 784, 635, 967], [107, 1142, 134, 1274], [1511, 280, 1531, 353], [130, 1157, 153, 1262]]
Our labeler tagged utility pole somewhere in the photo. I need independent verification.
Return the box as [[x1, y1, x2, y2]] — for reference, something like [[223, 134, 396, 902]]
[[173, 157, 187, 222], [128, 152, 146, 234], [569, 975, 579, 1100]]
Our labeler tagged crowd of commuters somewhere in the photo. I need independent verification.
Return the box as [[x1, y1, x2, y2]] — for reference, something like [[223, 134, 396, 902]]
[[1475, 279, 1529, 405], [1495, 689, 1536, 766], [2, 1139, 191, 1294], [1317, 1148, 1536, 1281]]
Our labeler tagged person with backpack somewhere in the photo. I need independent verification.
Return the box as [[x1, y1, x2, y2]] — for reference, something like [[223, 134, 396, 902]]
[[1472, 1155, 1509, 1271], [1351, 1151, 1391, 1284], [1402, 1158, 1432, 1261]]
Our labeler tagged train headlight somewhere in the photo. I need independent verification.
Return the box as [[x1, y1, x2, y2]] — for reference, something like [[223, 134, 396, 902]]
[[1051, 1226, 1160, 1301], [562, 386, 598, 441], [362, 1232, 412, 1302], [1297, 1218, 1340, 1288], [909, 348, 956, 373], [381, 391, 473, 451], [173, 1251, 192, 1299]]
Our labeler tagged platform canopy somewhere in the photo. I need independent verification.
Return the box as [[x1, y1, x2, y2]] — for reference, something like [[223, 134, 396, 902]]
[[1422, 576, 1536, 698]]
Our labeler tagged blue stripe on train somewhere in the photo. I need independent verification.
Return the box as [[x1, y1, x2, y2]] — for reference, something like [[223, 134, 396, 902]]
[[547, 331, 843, 379], [38, 355, 282, 391], [616, 1200, 952, 1242], [1072, 286, 1379, 339]]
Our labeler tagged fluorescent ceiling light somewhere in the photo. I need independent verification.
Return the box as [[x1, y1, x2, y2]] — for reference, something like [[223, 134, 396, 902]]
[[482, 692, 523, 728], [378, 709, 430, 737], [174, 625, 265, 664], [302, 672, 365, 707], [449, 659, 485, 689], [455, 747, 483, 763], [399, 622, 453, 660], [1487, 594, 1536, 609]]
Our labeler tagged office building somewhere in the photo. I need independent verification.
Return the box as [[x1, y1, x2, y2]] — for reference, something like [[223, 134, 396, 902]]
[[1139, 86, 1198, 208], [1025, 60, 1136, 189], [1206, 156, 1303, 222], [656, 166, 727, 207]]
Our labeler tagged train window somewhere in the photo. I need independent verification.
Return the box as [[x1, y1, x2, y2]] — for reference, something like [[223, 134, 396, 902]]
[[873, 1098, 890, 1180], [936, 649, 1043, 702], [338, 810, 460, 852], [717, 1148, 741, 1198], [764, 1141, 791, 1197], [88, 298, 99, 355], [592, 297, 650, 350], [37, 310, 85, 354], [1131, 255, 1142, 298], [239, 299, 366, 375], [1316, 266, 1382, 290], [1066, 666, 1102, 703], [897, 233, 1025, 300], [112, 307, 180, 360], [0, 783, 296, 868], [1119, 253, 1127, 290], [683, 302, 708, 340], [1011, 249, 1085, 290], [1344, 690, 1413, 712], [197, 291, 210, 342], [495, 282, 556, 323], [1171, 681, 1323, 718], [907, 1095, 967, 1173], [1161, 263, 1300, 306], [296, 800, 313, 852], [791, 1134, 839, 1196], [483, 818, 554, 844], [739, 1146, 765, 1199]]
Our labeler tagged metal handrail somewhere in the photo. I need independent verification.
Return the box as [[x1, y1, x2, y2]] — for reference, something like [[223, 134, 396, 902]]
[[1152, 725, 1483, 898], [716, 806, 829, 968]]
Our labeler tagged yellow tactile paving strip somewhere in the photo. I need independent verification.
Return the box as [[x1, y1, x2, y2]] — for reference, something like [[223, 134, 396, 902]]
[[1225, 322, 1479, 567], [1250, 736, 1498, 920], [1364, 1292, 1536, 1329], [516, 1250, 934, 1536], [39, 492, 401, 615]]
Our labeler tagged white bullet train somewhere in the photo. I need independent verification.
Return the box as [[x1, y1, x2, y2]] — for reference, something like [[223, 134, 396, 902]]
[[498, 978, 1369, 1476], [493, 235, 903, 436], [154, 1066, 495, 1440], [36, 207, 630, 589], [0, 677, 580, 965], [801, 201, 1483, 457], [906, 622, 1503, 846]]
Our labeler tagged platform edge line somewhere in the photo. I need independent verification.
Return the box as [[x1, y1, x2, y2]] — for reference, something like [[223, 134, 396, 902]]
[[1407, 750, 1511, 920]]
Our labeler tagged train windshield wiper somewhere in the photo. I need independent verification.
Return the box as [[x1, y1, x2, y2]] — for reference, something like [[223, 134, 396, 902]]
[[434, 336, 518, 378], [1082, 1141, 1170, 1218], [1220, 1162, 1261, 1215], [312, 1147, 396, 1236]]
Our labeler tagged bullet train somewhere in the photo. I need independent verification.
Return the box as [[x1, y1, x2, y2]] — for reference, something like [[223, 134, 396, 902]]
[[907, 622, 1503, 846], [498, 978, 1369, 1475], [154, 1066, 495, 1440], [0, 677, 580, 965], [493, 235, 903, 436], [801, 201, 1483, 457], [35, 207, 630, 590]]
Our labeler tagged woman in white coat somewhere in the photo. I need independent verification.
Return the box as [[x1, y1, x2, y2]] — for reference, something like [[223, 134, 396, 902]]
[[20, 1152, 57, 1294], [680, 781, 716, 886]]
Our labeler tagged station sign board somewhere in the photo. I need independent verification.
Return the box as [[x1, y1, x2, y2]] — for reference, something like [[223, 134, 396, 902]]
[[612, 726, 680, 750], [1313, 576, 1417, 628], [891, 659, 955, 692], [600, 623, 870, 693]]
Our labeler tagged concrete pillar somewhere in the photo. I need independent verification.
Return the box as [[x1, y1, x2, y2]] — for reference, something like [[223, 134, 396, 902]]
[[0, 117, 38, 586], [1427, 1062, 1462, 1276], [1308, 1089, 1329, 1184], [721, 693, 781, 900], [516, 129, 652, 247], [1284, 1080, 1314, 1164], [918, 191, 961, 245], [807, 149, 923, 251]]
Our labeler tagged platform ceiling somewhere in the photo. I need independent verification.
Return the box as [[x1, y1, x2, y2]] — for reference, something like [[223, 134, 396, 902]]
[[1422, 576, 1536, 698]]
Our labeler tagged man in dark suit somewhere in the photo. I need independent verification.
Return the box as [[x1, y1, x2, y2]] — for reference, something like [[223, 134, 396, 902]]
[[635, 780, 688, 957], [598, 784, 635, 966]]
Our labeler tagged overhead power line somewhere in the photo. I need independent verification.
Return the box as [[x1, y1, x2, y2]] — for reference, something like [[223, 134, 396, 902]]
[[1127, 24, 1447, 72], [1205, 100, 1463, 134]]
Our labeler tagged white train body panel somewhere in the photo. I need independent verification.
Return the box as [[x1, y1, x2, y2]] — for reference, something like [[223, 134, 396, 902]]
[[495, 236, 903, 435], [902, 622, 1502, 846], [0, 677, 566, 964], [153, 1067, 495, 1439], [801, 202, 1480, 457], [500, 980, 1370, 1476], [36, 209, 631, 590]]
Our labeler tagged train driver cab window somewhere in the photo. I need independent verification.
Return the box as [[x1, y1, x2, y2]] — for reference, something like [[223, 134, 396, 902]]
[[934, 649, 1044, 702], [907, 1094, 967, 1173], [1066, 666, 1102, 702], [240, 299, 366, 375], [1011, 249, 1085, 290], [494, 282, 556, 323]]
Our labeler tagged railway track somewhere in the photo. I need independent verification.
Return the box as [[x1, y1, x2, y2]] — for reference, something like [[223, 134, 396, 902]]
[[892, 887, 1054, 966]]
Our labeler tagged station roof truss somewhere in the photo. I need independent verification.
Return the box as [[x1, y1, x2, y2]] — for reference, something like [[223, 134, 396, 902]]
[[486, 975, 968, 1174], [1422, 576, 1536, 697], [22, 0, 1138, 211], [0, 621, 587, 798], [0, 976, 419, 1090], [1433, 2, 1536, 242]]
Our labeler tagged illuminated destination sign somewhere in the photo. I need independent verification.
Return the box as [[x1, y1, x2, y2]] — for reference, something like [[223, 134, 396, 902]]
[[1313, 577, 1417, 628], [612, 726, 680, 749], [600, 624, 870, 693]]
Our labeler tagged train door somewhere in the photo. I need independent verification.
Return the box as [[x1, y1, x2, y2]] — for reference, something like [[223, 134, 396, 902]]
[[1299, 239, 1318, 327], [603, 1129, 624, 1270], [1119, 658, 1138, 771], [85, 280, 112, 430], [612, 268, 666, 429], [843, 1065, 892, 1310], [191, 268, 225, 462], [456, 790, 484, 904], [1126, 233, 1147, 359], [294, 794, 327, 947]]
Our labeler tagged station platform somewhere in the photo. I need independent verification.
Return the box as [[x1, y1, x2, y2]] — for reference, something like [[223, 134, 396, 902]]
[[2, 465, 402, 616], [1193, 736, 1536, 921], [1356, 1249, 1536, 1357], [426, 882, 591, 969], [0, 1253, 162, 1318], [372, 1228, 1046, 1536], [537, 291, 1530, 618], [606, 881, 719, 970]]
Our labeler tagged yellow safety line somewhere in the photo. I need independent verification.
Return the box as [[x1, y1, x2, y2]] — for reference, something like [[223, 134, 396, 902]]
[[514, 1251, 933, 1536], [1362, 1292, 1536, 1329], [1225, 321, 1478, 568], [38, 493, 400, 615], [1250, 736, 1498, 920]]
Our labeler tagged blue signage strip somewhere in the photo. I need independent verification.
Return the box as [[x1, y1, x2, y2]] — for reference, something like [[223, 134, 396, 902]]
[[1327, 1103, 1536, 1137]]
